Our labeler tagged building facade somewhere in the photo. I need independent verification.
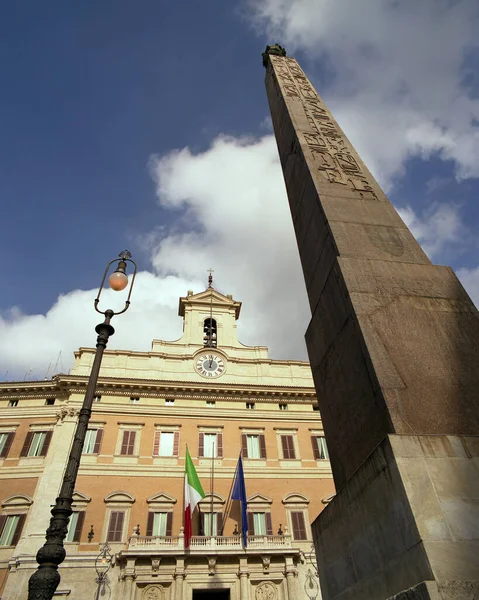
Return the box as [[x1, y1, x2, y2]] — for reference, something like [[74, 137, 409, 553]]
[[0, 286, 334, 600]]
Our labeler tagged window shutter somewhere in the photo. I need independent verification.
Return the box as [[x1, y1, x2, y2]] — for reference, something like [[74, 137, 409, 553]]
[[0, 515, 7, 538], [247, 513, 254, 535], [265, 513, 273, 535], [216, 512, 223, 536], [241, 435, 248, 458], [93, 429, 103, 454], [311, 436, 320, 460], [198, 433, 204, 458], [20, 432, 33, 457], [0, 432, 15, 458], [108, 511, 124, 542], [282, 435, 295, 459], [173, 431, 180, 456], [40, 431, 53, 457], [153, 431, 161, 456], [73, 511, 85, 542], [199, 510, 204, 536], [291, 511, 307, 540], [259, 434, 267, 459], [166, 512, 173, 536], [146, 512, 154, 536], [128, 431, 136, 455], [217, 433, 223, 458], [11, 513, 26, 546], [120, 431, 129, 455], [281, 435, 289, 459]]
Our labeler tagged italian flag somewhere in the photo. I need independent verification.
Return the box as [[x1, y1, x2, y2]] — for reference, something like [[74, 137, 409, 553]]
[[184, 447, 205, 548]]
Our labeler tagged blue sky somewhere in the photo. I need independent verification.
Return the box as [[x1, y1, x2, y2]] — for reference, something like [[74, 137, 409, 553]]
[[1, 0, 479, 379]]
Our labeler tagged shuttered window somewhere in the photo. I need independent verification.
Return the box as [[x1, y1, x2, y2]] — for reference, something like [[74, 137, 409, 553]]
[[20, 431, 52, 457], [107, 511, 125, 542], [280, 435, 296, 459], [83, 429, 103, 454], [311, 436, 329, 460], [120, 431, 136, 456], [153, 431, 180, 457], [248, 512, 273, 536], [199, 433, 223, 458], [146, 512, 173, 537], [291, 511, 307, 540], [241, 434, 267, 459], [0, 514, 26, 546], [0, 432, 14, 458], [66, 511, 85, 543]]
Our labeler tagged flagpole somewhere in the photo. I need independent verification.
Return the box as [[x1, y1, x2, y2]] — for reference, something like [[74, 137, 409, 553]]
[[221, 451, 241, 535], [210, 442, 215, 536]]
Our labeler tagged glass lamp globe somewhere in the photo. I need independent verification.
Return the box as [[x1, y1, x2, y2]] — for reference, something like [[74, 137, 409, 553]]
[[108, 271, 128, 291]]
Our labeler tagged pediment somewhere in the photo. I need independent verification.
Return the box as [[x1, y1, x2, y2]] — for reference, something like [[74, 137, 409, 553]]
[[72, 491, 91, 503], [179, 288, 241, 319], [104, 491, 135, 504], [2, 494, 33, 508], [247, 493, 272, 504], [199, 493, 225, 504], [147, 492, 177, 505], [282, 493, 310, 505]]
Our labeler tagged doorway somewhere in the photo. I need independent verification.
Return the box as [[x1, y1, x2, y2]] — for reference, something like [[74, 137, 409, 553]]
[[193, 590, 230, 600]]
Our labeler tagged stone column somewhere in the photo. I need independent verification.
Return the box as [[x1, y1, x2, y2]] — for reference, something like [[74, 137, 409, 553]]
[[285, 557, 297, 600], [122, 558, 137, 600], [175, 558, 185, 600], [239, 557, 250, 600], [263, 45, 479, 600]]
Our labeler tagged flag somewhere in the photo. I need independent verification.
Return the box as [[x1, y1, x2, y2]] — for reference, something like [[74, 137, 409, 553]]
[[231, 454, 248, 547], [184, 447, 205, 548]]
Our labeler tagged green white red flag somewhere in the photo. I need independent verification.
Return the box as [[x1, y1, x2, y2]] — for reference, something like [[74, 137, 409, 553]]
[[184, 447, 205, 548]]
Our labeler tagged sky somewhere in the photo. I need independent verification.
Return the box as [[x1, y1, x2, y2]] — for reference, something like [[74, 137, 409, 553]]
[[1, 0, 479, 380]]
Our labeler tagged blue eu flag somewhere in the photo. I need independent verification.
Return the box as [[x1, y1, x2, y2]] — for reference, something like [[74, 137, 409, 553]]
[[231, 455, 248, 547]]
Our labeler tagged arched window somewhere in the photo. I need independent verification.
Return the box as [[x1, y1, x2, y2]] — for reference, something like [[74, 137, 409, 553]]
[[203, 318, 217, 347], [0, 494, 33, 547]]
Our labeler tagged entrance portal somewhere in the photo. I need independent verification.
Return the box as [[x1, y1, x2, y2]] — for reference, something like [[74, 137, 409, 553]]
[[192, 590, 230, 600]]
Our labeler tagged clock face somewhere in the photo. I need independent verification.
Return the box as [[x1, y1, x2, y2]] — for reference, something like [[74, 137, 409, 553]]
[[195, 354, 225, 378]]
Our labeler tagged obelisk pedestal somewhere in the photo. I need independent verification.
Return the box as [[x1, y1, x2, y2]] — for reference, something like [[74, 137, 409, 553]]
[[263, 45, 479, 600]]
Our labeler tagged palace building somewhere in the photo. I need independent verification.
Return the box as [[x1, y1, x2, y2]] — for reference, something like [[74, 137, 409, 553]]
[[0, 284, 334, 600]]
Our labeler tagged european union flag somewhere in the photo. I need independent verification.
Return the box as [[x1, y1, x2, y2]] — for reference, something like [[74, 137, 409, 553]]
[[231, 455, 248, 547]]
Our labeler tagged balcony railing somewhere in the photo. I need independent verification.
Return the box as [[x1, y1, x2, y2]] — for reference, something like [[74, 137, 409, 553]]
[[128, 533, 292, 551]]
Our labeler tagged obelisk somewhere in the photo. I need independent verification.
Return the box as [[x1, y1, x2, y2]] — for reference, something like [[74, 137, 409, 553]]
[[263, 44, 479, 600]]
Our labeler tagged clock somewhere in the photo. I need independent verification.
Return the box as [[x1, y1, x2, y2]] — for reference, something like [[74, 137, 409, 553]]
[[195, 354, 225, 378]]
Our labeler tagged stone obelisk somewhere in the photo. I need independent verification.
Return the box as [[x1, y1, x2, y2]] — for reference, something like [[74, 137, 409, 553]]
[[263, 45, 479, 600]]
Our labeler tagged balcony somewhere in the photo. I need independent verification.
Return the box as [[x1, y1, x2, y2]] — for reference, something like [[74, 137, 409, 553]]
[[127, 532, 293, 554]]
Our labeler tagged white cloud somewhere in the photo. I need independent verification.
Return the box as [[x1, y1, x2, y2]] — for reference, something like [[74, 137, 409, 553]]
[[250, 0, 479, 188], [456, 266, 479, 308], [397, 203, 463, 258]]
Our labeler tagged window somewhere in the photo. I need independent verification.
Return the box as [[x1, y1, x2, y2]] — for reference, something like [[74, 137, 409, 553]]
[[93, 395, 102, 403], [280, 435, 296, 459], [83, 429, 103, 454], [198, 432, 223, 458], [279, 403, 288, 411], [8, 400, 18, 407], [203, 318, 217, 347], [20, 431, 52, 458], [0, 432, 15, 458], [165, 399, 175, 406], [45, 398, 55, 406], [246, 402, 255, 410], [311, 436, 329, 460], [0, 514, 26, 546], [202, 512, 222, 536], [206, 400, 216, 407], [146, 512, 173, 537], [291, 511, 307, 540], [247, 512, 272, 536], [130, 397, 140, 404], [120, 430, 136, 456], [241, 434, 266, 459], [66, 511, 85, 543], [106, 511, 125, 542], [153, 431, 179, 457]]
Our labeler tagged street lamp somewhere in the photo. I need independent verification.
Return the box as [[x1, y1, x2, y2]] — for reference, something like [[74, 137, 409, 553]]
[[95, 542, 113, 600], [28, 251, 137, 600]]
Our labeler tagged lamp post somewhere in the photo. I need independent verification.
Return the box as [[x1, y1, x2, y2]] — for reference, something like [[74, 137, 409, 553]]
[[94, 542, 113, 600], [28, 251, 137, 600]]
